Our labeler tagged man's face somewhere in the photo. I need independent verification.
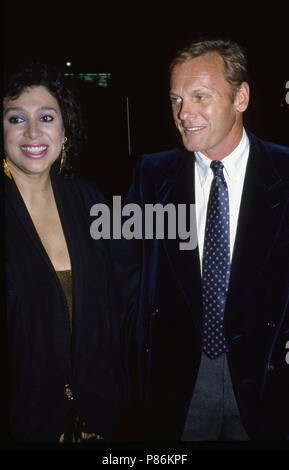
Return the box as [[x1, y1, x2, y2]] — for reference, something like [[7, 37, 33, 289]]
[[169, 52, 249, 159]]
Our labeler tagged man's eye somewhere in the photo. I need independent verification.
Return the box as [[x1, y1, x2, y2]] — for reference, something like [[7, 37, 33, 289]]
[[8, 115, 25, 124], [170, 97, 182, 104], [40, 114, 54, 122], [197, 95, 205, 100]]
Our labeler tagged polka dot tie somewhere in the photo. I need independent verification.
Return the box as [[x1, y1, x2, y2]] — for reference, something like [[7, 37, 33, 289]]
[[202, 161, 230, 359]]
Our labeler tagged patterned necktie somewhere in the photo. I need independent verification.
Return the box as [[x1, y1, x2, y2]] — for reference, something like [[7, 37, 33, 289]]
[[202, 160, 230, 359]]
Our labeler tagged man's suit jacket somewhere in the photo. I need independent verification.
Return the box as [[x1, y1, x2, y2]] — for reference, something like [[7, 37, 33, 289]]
[[127, 132, 289, 440]]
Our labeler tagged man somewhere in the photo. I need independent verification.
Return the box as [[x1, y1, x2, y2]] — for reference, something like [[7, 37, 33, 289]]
[[127, 38, 289, 440]]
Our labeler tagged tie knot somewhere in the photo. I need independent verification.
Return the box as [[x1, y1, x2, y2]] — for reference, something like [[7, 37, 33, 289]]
[[210, 160, 224, 177]]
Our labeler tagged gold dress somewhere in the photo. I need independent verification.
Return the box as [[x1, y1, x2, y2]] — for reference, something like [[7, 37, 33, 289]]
[[56, 270, 73, 331]]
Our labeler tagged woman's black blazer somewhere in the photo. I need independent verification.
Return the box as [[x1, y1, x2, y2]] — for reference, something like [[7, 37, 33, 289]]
[[5, 171, 136, 443]]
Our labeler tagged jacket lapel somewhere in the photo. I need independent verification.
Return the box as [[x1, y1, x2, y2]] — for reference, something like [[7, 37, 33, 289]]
[[5, 176, 57, 276], [50, 173, 85, 363], [156, 149, 203, 330], [224, 133, 286, 330]]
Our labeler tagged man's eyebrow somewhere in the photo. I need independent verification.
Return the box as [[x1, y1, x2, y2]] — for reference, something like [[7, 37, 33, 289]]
[[4, 105, 59, 115], [169, 89, 213, 100], [170, 87, 211, 95]]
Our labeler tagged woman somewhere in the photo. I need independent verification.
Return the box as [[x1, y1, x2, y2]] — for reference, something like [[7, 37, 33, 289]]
[[3, 62, 136, 444]]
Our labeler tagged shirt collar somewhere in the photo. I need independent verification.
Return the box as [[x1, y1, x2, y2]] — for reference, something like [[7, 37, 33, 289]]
[[195, 129, 249, 186]]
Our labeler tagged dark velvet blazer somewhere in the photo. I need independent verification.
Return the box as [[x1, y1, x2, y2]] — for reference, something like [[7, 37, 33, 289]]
[[127, 132, 289, 440], [5, 170, 136, 443]]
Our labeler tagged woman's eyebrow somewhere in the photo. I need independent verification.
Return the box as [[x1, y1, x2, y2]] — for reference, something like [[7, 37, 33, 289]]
[[4, 105, 59, 115], [3, 106, 24, 115]]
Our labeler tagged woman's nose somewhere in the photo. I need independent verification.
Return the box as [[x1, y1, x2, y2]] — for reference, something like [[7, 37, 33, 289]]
[[24, 120, 42, 139]]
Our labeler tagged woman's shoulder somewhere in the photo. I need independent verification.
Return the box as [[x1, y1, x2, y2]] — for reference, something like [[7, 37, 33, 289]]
[[56, 174, 108, 205]]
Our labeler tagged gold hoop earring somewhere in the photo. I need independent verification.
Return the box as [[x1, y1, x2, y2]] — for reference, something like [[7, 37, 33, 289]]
[[3, 157, 12, 179], [58, 137, 67, 175]]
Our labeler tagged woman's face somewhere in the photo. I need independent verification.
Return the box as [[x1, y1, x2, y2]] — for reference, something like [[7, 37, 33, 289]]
[[3, 85, 65, 178]]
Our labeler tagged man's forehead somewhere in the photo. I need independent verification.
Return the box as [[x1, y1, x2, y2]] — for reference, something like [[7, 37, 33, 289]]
[[170, 53, 227, 88], [173, 52, 224, 72]]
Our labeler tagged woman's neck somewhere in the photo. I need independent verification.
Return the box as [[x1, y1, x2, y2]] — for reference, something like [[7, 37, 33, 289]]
[[10, 168, 53, 207]]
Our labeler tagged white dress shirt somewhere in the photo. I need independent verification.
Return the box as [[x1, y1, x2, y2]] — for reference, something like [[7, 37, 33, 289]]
[[194, 129, 250, 273]]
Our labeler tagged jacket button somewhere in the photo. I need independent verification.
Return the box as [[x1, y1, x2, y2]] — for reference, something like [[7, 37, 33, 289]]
[[152, 307, 159, 316], [266, 322, 276, 328], [267, 362, 275, 372]]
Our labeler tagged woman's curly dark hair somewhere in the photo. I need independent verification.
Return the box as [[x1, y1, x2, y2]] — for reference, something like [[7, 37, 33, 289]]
[[3, 62, 86, 177]]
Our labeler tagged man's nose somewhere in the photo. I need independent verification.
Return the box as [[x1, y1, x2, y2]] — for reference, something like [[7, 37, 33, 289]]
[[178, 101, 198, 121], [24, 120, 42, 139]]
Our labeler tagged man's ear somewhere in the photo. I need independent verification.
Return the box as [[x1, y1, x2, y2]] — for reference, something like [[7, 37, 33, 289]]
[[234, 81, 250, 112]]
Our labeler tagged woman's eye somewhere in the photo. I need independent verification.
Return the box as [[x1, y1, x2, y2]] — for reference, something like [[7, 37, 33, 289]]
[[40, 114, 54, 122], [8, 115, 25, 124]]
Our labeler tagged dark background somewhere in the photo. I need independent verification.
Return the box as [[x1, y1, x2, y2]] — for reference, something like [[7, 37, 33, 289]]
[[2, 2, 289, 199]]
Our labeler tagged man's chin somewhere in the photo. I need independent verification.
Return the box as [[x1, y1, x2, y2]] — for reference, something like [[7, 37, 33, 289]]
[[181, 134, 206, 153], [182, 140, 204, 153]]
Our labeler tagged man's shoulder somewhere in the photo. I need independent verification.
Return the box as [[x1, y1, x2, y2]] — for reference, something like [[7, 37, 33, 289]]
[[249, 132, 289, 158], [135, 147, 189, 176], [249, 132, 289, 176]]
